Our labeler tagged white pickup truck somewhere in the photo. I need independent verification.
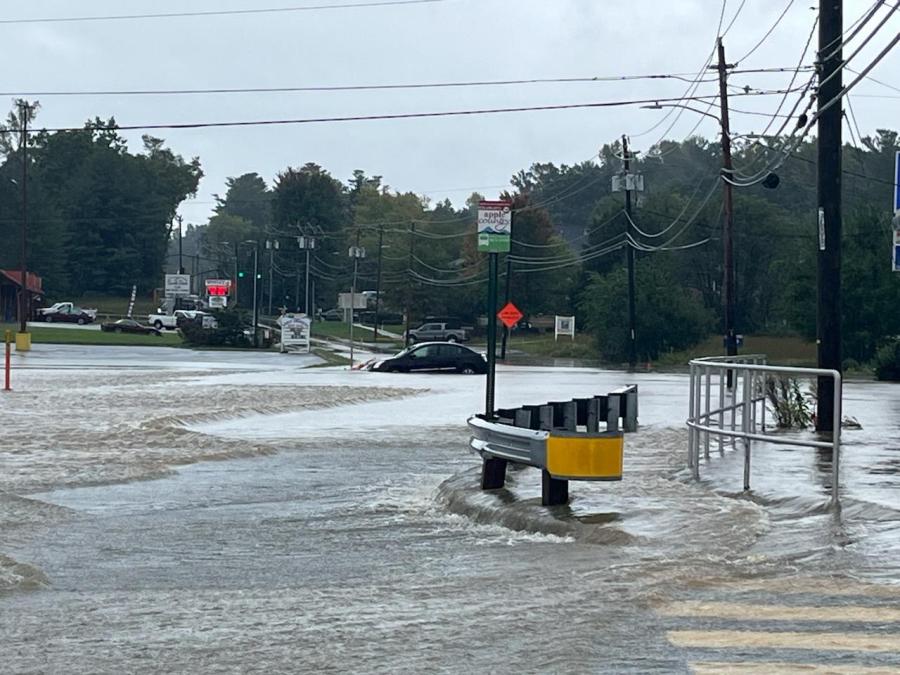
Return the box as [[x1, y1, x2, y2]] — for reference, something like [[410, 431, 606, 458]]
[[148, 309, 216, 330]]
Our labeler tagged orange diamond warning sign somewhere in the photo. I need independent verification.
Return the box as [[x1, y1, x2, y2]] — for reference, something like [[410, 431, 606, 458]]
[[497, 302, 523, 328]]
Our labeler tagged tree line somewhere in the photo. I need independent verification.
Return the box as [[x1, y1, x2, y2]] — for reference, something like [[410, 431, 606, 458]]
[[3, 96, 897, 365]]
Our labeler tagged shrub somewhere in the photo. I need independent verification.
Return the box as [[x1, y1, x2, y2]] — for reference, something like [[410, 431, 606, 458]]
[[179, 310, 251, 348], [874, 338, 900, 381], [765, 377, 813, 428]]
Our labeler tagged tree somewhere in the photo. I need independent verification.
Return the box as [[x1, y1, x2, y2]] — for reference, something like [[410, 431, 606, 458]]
[[579, 263, 714, 362], [213, 172, 271, 232]]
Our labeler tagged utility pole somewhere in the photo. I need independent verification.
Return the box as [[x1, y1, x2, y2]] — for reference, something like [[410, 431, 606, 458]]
[[251, 243, 259, 347], [17, 101, 30, 347], [715, 38, 738, 373], [176, 215, 184, 274], [298, 234, 315, 315], [622, 135, 637, 371], [348, 230, 365, 369], [266, 239, 279, 317], [816, 0, 843, 432], [373, 224, 384, 342], [404, 223, 415, 347]]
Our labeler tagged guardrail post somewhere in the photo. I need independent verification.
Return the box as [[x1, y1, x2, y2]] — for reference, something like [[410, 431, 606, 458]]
[[587, 397, 601, 433], [514, 409, 532, 429], [607, 394, 620, 433], [563, 401, 578, 431], [481, 457, 508, 490], [624, 386, 638, 432], [542, 470, 568, 506], [538, 405, 554, 431]]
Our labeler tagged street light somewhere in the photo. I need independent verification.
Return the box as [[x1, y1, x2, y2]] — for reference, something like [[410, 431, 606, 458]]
[[348, 245, 366, 369], [239, 240, 260, 348]]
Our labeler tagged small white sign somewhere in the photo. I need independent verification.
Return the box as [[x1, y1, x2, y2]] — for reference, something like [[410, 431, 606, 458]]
[[817, 208, 826, 251], [165, 274, 191, 297], [555, 315, 575, 341], [338, 292, 368, 310]]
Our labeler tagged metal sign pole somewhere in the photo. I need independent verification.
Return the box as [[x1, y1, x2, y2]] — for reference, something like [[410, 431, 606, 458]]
[[486, 252, 498, 417]]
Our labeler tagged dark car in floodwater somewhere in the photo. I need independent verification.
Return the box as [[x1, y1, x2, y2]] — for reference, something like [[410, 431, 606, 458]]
[[368, 342, 486, 374], [100, 319, 162, 336]]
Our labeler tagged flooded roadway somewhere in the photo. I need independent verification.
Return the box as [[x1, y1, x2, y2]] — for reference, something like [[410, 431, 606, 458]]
[[1, 345, 899, 673]]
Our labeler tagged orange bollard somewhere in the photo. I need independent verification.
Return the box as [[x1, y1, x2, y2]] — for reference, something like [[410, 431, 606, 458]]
[[4, 330, 11, 391]]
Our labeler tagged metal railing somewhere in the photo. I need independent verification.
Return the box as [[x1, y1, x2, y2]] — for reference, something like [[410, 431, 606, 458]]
[[686, 355, 842, 504]]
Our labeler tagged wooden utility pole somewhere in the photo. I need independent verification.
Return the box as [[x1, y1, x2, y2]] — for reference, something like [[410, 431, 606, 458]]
[[816, 0, 843, 431], [622, 135, 637, 371], [18, 101, 29, 340], [715, 38, 738, 365], [404, 223, 415, 347]]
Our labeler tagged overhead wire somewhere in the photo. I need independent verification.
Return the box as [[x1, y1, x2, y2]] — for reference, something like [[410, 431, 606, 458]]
[[0, 0, 448, 24], [18, 88, 807, 135], [725, 6, 900, 187]]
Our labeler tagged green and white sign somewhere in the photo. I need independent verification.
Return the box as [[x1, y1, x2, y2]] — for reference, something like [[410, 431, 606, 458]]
[[477, 200, 512, 253]]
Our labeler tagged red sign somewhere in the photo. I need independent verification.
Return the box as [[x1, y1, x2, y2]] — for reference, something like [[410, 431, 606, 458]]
[[497, 302, 523, 328], [205, 279, 233, 296]]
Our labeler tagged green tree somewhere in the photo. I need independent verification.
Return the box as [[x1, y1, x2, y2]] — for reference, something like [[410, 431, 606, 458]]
[[579, 263, 714, 362]]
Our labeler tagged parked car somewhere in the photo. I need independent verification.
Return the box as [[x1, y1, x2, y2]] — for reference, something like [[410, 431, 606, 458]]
[[368, 342, 486, 374], [100, 319, 162, 336], [406, 321, 468, 343], [37, 302, 97, 324], [321, 308, 343, 321]]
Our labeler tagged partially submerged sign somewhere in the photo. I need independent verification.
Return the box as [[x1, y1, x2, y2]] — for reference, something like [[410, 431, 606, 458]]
[[279, 313, 311, 353], [477, 200, 512, 253]]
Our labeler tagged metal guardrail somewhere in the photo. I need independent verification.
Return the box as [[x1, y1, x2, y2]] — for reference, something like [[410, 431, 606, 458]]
[[686, 355, 842, 503], [467, 385, 637, 505]]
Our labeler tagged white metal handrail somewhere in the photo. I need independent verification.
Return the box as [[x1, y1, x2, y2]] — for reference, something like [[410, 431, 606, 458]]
[[686, 354, 842, 504]]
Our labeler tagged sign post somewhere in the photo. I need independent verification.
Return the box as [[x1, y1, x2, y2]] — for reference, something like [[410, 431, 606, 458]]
[[893, 152, 900, 272], [894, 150, 900, 214], [893, 214, 900, 273], [478, 200, 512, 417]]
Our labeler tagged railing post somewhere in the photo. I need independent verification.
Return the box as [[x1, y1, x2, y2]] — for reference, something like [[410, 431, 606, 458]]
[[742, 367, 752, 491], [704, 365, 711, 460], [832, 371, 842, 505], [717, 365, 725, 455], [688, 363, 698, 469]]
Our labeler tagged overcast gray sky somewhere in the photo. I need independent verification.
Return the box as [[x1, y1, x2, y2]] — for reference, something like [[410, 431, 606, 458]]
[[5, 0, 899, 226]]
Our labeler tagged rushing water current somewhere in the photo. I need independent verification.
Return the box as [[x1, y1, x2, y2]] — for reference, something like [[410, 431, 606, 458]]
[[1, 346, 899, 673]]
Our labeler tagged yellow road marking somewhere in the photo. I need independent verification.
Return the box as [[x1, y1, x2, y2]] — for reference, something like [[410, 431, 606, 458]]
[[659, 601, 900, 623], [669, 630, 900, 653], [691, 662, 900, 674]]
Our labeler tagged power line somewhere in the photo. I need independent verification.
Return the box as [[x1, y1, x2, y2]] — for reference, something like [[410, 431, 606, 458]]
[[0, 68, 802, 98], [12, 88, 806, 135], [0, 0, 447, 25], [734, 0, 796, 64]]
